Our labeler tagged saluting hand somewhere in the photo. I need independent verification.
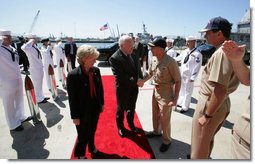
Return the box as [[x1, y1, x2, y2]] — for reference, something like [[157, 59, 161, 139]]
[[222, 40, 246, 63]]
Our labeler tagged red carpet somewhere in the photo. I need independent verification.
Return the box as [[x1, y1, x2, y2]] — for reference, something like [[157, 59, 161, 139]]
[[70, 75, 155, 159]]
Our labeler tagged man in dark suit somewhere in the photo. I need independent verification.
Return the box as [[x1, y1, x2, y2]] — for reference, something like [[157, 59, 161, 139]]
[[67, 45, 104, 158], [109, 35, 143, 137], [64, 37, 77, 70]]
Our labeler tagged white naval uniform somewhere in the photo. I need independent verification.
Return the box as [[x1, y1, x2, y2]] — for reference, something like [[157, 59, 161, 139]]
[[0, 45, 27, 130], [148, 50, 153, 67], [165, 46, 177, 58], [53, 42, 65, 81], [177, 48, 202, 111], [41, 45, 54, 91], [21, 40, 45, 102], [0, 38, 3, 45], [174, 48, 188, 63]]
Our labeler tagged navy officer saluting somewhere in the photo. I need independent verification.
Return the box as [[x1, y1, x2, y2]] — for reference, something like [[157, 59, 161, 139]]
[[0, 29, 30, 131]]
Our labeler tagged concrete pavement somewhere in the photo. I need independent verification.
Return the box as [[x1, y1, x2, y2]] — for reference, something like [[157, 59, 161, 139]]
[[0, 61, 250, 159]]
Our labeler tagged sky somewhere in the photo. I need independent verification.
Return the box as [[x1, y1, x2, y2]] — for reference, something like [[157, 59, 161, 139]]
[[0, 0, 251, 39]]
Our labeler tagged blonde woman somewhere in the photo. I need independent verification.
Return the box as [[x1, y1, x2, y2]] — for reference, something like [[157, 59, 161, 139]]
[[67, 45, 104, 159]]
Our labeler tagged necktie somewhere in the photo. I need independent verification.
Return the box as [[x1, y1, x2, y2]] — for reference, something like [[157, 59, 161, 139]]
[[184, 48, 196, 64], [32, 45, 42, 59], [70, 44, 74, 54], [88, 69, 97, 98], [50, 50, 53, 58], [128, 55, 135, 68], [183, 53, 190, 64]]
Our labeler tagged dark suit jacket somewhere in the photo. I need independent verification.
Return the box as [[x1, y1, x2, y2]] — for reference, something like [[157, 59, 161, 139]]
[[109, 49, 143, 108], [67, 66, 104, 119], [133, 42, 144, 60], [64, 42, 77, 56]]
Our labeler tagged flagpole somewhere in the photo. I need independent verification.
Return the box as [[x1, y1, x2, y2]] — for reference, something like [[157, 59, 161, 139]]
[[116, 24, 120, 39], [108, 23, 113, 38], [112, 28, 115, 38]]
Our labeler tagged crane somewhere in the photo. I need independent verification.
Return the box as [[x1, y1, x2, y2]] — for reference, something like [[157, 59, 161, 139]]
[[28, 10, 40, 33]]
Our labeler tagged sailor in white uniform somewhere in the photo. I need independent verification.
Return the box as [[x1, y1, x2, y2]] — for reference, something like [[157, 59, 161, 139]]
[[0, 29, 29, 131], [165, 38, 177, 58], [40, 38, 55, 91], [0, 36, 3, 45], [147, 48, 153, 67], [21, 34, 49, 103], [176, 36, 202, 113], [53, 38, 65, 81]]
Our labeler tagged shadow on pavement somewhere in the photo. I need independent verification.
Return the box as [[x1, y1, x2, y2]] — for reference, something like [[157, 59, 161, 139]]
[[147, 137, 190, 159], [38, 102, 64, 128], [10, 122, 49, 159], [191, 97, 198, 104], [177, 96, 234, 129], [54, 88, 68, 108]]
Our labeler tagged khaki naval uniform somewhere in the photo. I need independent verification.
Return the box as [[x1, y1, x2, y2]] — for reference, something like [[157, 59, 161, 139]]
[[148, 54, 181, 144], [191, 47, 240, 159], [231, 95, 250, 159]]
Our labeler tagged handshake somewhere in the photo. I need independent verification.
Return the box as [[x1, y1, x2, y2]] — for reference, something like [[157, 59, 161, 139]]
[[137, 79, 145, 88]]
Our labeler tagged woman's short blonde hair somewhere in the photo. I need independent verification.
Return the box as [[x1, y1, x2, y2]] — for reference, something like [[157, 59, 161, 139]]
[[76, 45, 99, 65]]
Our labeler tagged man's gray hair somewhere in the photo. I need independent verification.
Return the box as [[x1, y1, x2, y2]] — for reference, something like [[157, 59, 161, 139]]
[[118, 35, 132, 47]]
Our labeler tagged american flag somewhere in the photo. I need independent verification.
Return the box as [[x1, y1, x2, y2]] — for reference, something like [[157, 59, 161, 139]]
[[100, 23, 108, 31]]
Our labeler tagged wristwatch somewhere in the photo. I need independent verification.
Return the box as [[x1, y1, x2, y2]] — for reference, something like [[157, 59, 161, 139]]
[[204, 113, 213, 118]]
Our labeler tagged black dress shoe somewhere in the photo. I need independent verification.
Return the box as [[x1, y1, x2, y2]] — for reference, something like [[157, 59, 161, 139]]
[[145, 131, 162, 138], [174, 105, 182, 111], [159, 143, 171, 152], [91, 149, 102, 158], [129, 126, 139, 133], [38, 99, 48, 104], [11, 125, 24, 132], [131, 127, 138, 133], [21, 116, 33, 123], [77, 156, 87, 159], [180, 109, 187, 113], [44, 97, 50, 101], [118, 129, 125, 138]]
